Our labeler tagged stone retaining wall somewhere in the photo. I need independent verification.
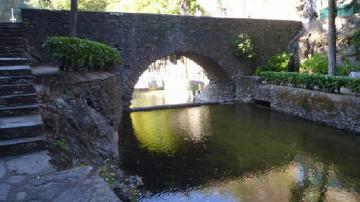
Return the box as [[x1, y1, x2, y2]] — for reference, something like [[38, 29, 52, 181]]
[[34, 69, 122, 167], [236, 76, 360, 134]]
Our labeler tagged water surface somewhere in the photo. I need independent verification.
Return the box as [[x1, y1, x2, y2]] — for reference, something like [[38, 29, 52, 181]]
[[119, 104, 360, 202], [131, 90, 194, 108]]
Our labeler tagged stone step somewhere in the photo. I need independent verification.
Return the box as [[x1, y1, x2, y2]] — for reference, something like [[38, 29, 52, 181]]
[[0, 58, 29, 66], [0, 26, 22, 32], [0, 136, 47, 157], [0, 41, 24, 46], [0, 48, 24, 52], [0, 39, 24, 45], [0, 65, 30, 70], [0, 115, 43, 140], [0, 23, 22, 27], [0, 27, 23, 36], [0, 45, 25, 54], [0, 44, 24, 48], [0, 35, 23, 40], [0, 53, 25, 58], [0, 84, 35, 96], [0, 33, 23, 39], [0, 46, 25, 51], [0, 75, 34, 85], [0, 50, 25, 55], [0, 30, 23, 36], [0, 94, 38, 108], [0, 65, 31, 76], [0, 104, 39, 117]]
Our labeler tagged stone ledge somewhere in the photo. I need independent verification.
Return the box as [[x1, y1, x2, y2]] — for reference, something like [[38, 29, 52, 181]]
[[31, 66, 116, 84], [236, 76, 360, 134]]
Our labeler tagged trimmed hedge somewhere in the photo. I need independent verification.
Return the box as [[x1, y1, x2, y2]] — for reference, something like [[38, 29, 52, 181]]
[[45, 36, 120, 71], [259, 71, 360, 95]]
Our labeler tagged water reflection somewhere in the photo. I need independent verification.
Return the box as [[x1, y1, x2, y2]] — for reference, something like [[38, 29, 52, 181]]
[[131, 90, 195, 108], [119, 104, 360, 202]]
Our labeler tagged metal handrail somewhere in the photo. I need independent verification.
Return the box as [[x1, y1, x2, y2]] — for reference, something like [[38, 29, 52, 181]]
[[0, 7, 23, 23]]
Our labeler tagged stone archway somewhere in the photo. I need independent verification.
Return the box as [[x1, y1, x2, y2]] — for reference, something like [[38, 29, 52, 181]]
[[124, 51, 236, 109]]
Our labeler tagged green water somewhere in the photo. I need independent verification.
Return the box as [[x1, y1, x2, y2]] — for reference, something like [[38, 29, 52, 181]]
[[119, 104, 360, 202]]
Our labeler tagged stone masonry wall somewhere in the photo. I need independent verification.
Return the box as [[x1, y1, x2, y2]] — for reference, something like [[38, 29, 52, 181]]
[[22, 9, 302, 107], [236, 76, 360, 134], [34, 70, 122, 167]]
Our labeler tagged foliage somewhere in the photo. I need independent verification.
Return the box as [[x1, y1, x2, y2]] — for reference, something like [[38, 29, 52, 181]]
[[45, 36, 120, 71], [33, 0, 204, 15], [55, 138, 69, 150], [256, 52, 290, 74], [233, 33, 255, 60], [31, 0, 115, 11], [351, 27, 360, 49], [259, 71, 360, 95], [295, 0, 317, 21], [300, 53, 328, 74], [336, 60, 360, 76], [122, 0, 204, 15]]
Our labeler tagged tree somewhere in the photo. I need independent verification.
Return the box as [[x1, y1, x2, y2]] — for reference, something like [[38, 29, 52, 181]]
[[31, 0, 114, 11], [116, 0, 204, 15], [70, 0, 77, 37], [327, 0, 336, 75], [296, 0, 318, 22], [32, 0, 203, 15]]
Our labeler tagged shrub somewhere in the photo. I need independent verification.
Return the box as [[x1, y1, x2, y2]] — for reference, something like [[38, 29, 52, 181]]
[[351, 27, 360, 48], [233, 33, 255, 59], [258, 71, 360, 95], [300, 53, 328, 74], [336, 60, 360, 76], [256, 51, 290, 74], [45, 36, 120, 71]]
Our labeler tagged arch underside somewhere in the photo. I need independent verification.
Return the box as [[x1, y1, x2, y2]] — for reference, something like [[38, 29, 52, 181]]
[[124, 52, 235, 109]]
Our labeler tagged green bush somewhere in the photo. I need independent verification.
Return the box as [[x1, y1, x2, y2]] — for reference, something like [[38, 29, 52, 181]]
[[336, 60, 360, 76], [258, 71, 360, 95], [351, 27, 360, 48], [300, 53, 328, 74], [233, 33, 255, 60], [256, 51, 290, 74], [45, 36, 120, 71]]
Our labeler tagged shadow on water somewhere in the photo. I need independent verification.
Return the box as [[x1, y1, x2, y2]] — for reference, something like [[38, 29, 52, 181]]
[[119, 104, 360, 201]]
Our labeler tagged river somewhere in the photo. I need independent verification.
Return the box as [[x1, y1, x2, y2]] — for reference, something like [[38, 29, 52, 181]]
[[119, 104, 360, 202]]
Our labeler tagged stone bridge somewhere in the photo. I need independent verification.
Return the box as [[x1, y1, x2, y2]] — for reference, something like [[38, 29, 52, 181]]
[[21, 9, 302, 107]]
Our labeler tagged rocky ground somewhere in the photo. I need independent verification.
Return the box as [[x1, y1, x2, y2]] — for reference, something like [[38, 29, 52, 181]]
[[0, 150, 120, 202]]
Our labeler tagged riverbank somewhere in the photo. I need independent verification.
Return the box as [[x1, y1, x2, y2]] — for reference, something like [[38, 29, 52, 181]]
[[27, 66, 141, 201], [236, 76, 360, 134]]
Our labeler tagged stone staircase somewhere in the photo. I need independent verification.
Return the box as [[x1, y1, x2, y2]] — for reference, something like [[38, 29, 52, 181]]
[[0, 23, 46, 157]]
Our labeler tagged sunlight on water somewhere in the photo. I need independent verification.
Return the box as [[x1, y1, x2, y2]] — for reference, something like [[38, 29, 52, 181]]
[[120, 104, 360, 202]]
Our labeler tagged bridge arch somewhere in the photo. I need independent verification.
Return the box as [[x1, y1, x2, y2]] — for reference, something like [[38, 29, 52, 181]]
[[126, 51, 235, 108]]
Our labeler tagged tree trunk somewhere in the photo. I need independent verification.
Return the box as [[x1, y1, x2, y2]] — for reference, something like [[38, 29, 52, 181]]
[[70, 0, 78, 37], [327, 0, 336, 76]]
